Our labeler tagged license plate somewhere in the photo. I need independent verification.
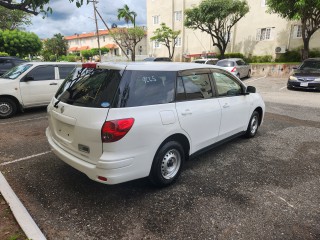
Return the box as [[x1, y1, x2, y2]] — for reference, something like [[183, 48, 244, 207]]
[[300, 82, 308, 87]]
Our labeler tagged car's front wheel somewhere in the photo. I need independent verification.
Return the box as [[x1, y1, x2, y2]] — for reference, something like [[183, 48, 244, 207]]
[[0, 98, 17, 119], [245, 111, 260, 138], [149, 141, 185, 187]]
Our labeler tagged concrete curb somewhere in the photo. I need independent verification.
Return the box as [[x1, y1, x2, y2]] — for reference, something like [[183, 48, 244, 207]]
[[0, 172, 46, 240]]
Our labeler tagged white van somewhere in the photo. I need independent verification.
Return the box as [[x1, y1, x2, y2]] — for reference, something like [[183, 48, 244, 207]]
[[0, 62, 76, 118], [46, 62, 265, 187]]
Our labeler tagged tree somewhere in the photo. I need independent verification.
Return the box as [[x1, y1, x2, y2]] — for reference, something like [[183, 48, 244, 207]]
[[150, 23, 181, 60], [112, 5, 143, 61], [0, 29, 42, 57], [0, 6, 31, 30], [184, 0, 249, 58], [117, 4, 137, 27], [42, 33, 68, 61], [110, 27, 145, 61], [0, 0, 87, 16], [267, 0, 320, 60]]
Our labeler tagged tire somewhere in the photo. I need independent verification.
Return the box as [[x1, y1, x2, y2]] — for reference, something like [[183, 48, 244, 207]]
[[0, 98, 17, 119], [245, 111, 260, 138], [237, 73, 241, 79], [149, 141, 185, 187]]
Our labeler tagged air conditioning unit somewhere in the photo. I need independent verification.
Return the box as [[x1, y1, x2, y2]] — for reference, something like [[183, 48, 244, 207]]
[[275, 46, 287, 53]]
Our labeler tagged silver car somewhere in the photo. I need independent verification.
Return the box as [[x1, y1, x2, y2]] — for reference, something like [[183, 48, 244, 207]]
[[216, 58, 251, 79]]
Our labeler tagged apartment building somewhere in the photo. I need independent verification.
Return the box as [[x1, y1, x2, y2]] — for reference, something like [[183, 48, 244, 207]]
[[147, 0, 320, 61], [65, 29, 148, 57]]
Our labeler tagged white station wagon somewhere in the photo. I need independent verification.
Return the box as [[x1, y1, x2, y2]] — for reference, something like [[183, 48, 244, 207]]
[[46, 62, 265, 187]]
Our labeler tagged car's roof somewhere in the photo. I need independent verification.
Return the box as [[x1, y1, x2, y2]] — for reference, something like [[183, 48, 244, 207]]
[[78, 61, 224, 71], [192, 58, 219, 62], [304, 58, 320, 61], [22, 62, 77, 66], [218, 58, 243, 61], [0, 56, 25, 60]]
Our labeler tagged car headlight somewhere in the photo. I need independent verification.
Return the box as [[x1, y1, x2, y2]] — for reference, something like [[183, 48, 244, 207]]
[[314, 78, 320, 82], [289, 76, 298, 80]]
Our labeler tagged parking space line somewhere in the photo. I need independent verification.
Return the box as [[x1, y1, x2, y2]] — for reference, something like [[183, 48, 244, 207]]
[[279, 86, 287, 90], [246, 75, 267, 83], [0, 151, 51, 166], [0, 116, 47, 125]]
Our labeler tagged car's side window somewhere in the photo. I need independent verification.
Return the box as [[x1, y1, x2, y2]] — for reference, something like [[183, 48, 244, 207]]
[[212, 72, 242, 97], [178, 74, 213, 101], [58, 65, 75, 79], [236, 60, 243, 66], [27, 66, 55, 81]]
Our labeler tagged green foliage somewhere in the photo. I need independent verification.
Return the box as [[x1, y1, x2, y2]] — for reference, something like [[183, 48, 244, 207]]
[[42, 33, 68, 61], [184, 0, 249, 58], [59, 54, 80, 62], [151, 23, 181, 60], [117, 4, 137, 27], [81, 49, 92, 59], [249, 55, 273, 63], [309, 48, 320, 58], [0, 0, 88, 16], [0, 52, 9, 56], [0, 29, 42, 57], [0, 6, 31, 30], [274, 48, 320, 62], [79, 48, 109, 60]]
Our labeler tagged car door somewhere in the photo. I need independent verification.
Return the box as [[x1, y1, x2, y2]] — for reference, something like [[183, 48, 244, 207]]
[[211, 70, 252, 140], [20, 65, 58, 106], [57, 64, 75, 85], [175, 70, 221, 154], [236, 60, 245, 78]]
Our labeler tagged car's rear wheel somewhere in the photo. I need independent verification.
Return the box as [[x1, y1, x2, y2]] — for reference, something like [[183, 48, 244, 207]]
[[237, 73, 241, 79], [0, 98, 17, 119], [149, 141, 185, 187], [247, 69, 251, 78], [245, 111, 260, 138]]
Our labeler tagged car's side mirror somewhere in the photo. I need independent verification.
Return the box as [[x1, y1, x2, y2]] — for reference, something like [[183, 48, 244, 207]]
[[292, 66, 298, 70], [246, 86, 256, 93]]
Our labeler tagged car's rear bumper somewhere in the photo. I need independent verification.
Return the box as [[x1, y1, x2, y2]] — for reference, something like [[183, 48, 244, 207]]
[[46, 127, 149, 185], [287, 80, 320, 91]]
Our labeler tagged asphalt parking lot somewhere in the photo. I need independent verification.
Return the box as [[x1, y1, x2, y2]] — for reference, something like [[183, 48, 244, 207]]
[[0, 77, 320, 239]]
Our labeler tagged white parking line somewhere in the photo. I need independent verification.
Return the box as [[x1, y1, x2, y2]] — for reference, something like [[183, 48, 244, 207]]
[[246, 75, 267, 83], [0, 151, 51, 166], [0, 116, 47, 125], [279, 86, 287, 90]]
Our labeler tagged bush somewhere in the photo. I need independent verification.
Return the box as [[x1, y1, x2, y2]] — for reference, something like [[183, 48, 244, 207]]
[[0, 52, 9, 56], [309, 48, 320, 58], [217, 52, 245, 59], [248, 55, 273, 63], [275, 49, 301, 62], [58, 54, 80, 62]]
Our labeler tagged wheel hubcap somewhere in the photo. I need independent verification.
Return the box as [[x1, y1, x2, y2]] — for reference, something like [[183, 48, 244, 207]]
[[161, 149, 181, 180], [0, 103, 11, 115], [250, 115, 258, 134]]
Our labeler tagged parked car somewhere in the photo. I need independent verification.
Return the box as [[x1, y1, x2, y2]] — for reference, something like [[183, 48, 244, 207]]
[[287, 58, 320, 91], [192, 58, 219, 65], [0, 56, 26, 75], [143, 57, 172, 62], [46, 62, 265, 187], [216, 58, 251, 79], [0, 62, 76, 118]]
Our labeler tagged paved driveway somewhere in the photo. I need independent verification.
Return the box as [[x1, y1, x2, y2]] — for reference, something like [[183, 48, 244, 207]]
[[0, 77, 319, 239]]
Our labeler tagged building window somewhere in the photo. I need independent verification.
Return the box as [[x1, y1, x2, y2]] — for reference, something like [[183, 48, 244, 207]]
[[174, 11, 182, 21], [261, 0, 268, 7], [256, 27, 273, 41], [175, 37, 182, 47], [153, 41, 160, 48], [293, 25, 302, 38], [152, 15, 160, 25]]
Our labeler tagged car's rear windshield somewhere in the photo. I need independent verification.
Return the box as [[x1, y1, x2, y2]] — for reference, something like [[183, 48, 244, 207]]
[[193, 60, 205, 64], [216, 61, 235, 67], [55, 68, 122, 108], [299, 60, 320, 71]]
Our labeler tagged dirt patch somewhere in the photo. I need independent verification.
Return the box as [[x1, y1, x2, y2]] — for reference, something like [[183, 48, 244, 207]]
[[0, 193, 26, 240]]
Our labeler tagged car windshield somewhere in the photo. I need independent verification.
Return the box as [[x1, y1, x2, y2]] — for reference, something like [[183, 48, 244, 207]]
[[299, 60, 320, 71], [216, 61, 235, 67], [193, 60, 205, 64], [1, 63, 32, 79]]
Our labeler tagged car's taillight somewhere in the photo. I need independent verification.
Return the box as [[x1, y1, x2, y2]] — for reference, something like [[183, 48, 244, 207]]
[[101, 118, 135, 143], [231, 67, 237, 72]]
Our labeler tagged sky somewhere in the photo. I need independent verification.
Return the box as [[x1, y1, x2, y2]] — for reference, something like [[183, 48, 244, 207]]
[[26, 0, 146, 39]]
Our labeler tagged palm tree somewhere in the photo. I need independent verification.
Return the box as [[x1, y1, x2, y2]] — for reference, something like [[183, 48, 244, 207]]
[[117, 4, 137, 27]]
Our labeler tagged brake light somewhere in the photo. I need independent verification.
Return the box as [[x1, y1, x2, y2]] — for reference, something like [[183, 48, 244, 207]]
[[82, 62, 97, 68], [231, 67, 237, 72], [101, 118, 135, 143]]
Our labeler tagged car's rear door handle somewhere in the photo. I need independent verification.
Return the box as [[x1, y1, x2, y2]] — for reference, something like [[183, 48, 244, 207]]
[[181, 109, 192, 116], [49, 82, 58, 85], [223, 103, 230, 108]]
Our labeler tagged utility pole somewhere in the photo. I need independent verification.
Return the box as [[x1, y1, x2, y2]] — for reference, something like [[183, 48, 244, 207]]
[[90, 0, 101, 62]]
